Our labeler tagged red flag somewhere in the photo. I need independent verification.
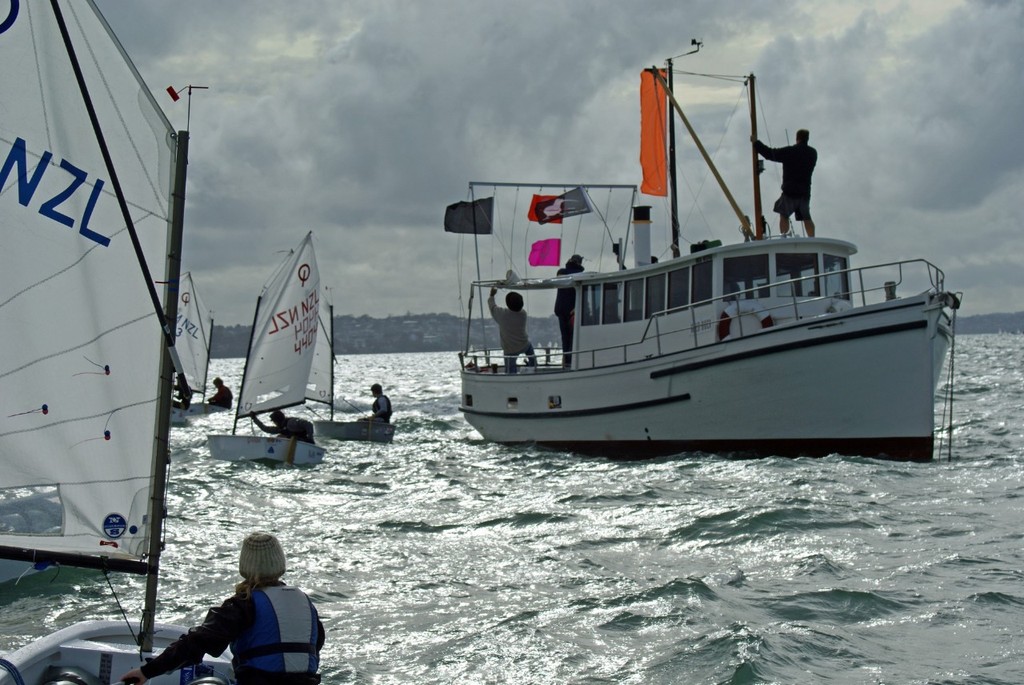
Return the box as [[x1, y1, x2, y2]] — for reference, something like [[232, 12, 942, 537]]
[[166, 86, 180, 102], [528, 195, 561, 224], [531, 188, 593, 225], [528, 238, 561, 267], [640, 70, 668, 196]]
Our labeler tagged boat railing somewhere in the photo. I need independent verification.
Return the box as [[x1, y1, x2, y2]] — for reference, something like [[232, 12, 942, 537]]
[[461, 257, 947, 373], [631, 257, 947, 353]]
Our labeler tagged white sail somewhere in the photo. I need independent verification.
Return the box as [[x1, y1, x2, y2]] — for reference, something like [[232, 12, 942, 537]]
[[0, 1, 176, 563], [237, 231, 321, 415], [175, 271, 214, 399], [306, 302, 334, 410]]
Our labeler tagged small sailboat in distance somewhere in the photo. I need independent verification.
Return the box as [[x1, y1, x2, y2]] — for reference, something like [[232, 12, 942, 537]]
[[170, 271, 228, 424], [206, 231, 326, 465], [311, 302, 396, 443]]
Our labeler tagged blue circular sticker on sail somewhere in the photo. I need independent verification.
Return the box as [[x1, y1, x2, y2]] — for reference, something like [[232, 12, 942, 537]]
[[103, 513, 128, 539], [0, 0, 19, 36]]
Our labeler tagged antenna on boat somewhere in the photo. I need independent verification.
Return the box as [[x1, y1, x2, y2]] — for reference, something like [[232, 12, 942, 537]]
[[665, 39, 703, 258], [166, 84, 209, 131]]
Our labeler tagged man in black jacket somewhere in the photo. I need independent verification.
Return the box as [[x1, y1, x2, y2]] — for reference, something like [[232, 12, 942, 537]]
[[754, 129, 817, 237], [554, 254, 584, 367]]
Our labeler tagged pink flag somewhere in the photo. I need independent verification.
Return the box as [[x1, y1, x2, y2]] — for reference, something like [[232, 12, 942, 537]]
[[528, 238, 561, 267]]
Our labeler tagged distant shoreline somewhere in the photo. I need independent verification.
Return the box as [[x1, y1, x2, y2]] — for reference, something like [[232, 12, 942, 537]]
[[207, 311, 1021, 359]]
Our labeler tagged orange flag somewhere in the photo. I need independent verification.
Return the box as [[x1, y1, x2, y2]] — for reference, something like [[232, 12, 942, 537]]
[[639, 69, 667, 196]]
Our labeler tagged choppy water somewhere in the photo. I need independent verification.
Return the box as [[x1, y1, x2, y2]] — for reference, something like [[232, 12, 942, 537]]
[[3, 334, 1024, 684]]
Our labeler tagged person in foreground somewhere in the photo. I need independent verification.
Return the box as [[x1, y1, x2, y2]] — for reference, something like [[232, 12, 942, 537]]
[[117, 532, 325, 684], [250, 409, 316, 444], [363, 383, 393, 423], [207, 376, 233, 409], [753, 128, 817, 237], [488, 286, 536, 374]]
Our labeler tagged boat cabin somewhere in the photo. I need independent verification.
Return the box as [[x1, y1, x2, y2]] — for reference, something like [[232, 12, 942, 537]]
[[568, 236, 856, 368]]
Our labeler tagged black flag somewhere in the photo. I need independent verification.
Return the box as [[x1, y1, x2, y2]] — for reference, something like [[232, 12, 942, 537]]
[[444, 197, 494, 234]]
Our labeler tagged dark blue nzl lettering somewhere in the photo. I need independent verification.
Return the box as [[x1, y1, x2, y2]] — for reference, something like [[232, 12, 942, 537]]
[[0, 0, 18, 35], [1, 137, 112, 247], [176, 314, 201, 340]]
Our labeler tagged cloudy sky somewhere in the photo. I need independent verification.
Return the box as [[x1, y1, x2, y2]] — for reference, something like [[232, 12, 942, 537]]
[[92, 0, 1022, 325]]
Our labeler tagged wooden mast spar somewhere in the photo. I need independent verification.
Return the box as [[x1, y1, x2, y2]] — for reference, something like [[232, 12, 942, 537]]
[[647, 67, 758, 242]]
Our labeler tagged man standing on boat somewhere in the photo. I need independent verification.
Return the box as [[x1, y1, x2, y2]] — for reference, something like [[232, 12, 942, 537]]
[[554, 254, 584, 367], [488, 287, 537, 374], [753, 129, 817, 237]]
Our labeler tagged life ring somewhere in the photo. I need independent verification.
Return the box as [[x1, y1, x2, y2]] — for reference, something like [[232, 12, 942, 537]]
[[718, 300, 774, 341]]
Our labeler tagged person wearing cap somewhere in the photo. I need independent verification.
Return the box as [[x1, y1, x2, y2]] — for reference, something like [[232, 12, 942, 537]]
[[117, 532, 325, 684], [207, 376, 233, 409], [554, 254, 585, 367], [488, 287, 536, 374], [362, 383, 393, 423], [249, 409, 315, 444]]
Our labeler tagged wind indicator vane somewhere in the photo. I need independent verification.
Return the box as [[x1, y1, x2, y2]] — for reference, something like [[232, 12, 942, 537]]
[[165, 84, 209, 131]]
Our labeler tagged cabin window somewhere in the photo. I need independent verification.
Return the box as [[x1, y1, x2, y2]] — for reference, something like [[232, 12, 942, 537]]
[[624, 278, 644, 322], [645, 272, 666, 318], [723, 254, 770, 299], [667, 267, 690, 310], [775, 253, 820, 297], [823, 254, 850, 299], [602, 282, 622, 324], [692, 260, 713, 304], [581, 284, 601, 326]]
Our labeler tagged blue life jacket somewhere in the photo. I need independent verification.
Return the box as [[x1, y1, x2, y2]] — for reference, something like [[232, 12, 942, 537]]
[[232, 586, 319, 674]]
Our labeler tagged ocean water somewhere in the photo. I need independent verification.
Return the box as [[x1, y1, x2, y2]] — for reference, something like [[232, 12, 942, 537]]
[[2, 334, 1023, 684]]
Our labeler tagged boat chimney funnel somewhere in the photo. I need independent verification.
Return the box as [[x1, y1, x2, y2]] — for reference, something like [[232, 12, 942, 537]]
[[632, 205, 653, 267]]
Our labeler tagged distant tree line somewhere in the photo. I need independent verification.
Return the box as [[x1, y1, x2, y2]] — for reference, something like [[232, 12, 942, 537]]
[[954, 312, 1024, 335], [208, 310, 1020, 358], [210, 312, 563, 358]]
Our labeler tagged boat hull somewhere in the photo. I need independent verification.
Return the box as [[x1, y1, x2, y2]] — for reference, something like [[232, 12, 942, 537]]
[[206, 434, 325, 465], [314, 420, 395, 443], [460, 296, 953, 461], [171, 403, 230, 425], [0, 620, 233, 684]]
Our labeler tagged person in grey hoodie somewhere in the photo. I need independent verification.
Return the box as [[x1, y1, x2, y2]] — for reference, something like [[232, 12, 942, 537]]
[[489, 287, 536, 374]]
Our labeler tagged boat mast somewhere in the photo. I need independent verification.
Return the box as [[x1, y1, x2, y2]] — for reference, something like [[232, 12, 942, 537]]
[[232, 296, 263, 434], [203, 316, 216, 401], [748, 74, 765, 240], [663, 41, 702, 257], [666, 59, 680, 259], [328, 304, 336, 421], [647, 69, 754, 241], [140, 130, 190, 653]]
